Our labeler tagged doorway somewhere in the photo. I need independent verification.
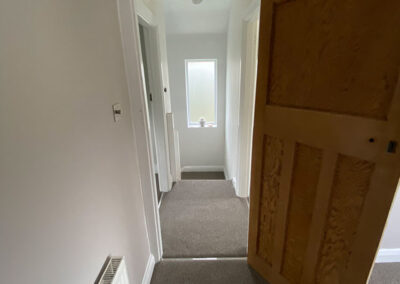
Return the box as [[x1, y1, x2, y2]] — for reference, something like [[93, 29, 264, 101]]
[[137, 19, 172, 204], [155, 0, 261, 260], [138, 23, 161, 201]]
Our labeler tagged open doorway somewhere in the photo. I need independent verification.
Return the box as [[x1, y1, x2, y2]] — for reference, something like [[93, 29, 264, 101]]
[[137, 19, 172, 205], [154, 0, 261, 261], [138, 23, 161, 201]]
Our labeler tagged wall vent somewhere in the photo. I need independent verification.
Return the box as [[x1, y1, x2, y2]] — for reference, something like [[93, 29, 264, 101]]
[[97, 256, 129, 284]]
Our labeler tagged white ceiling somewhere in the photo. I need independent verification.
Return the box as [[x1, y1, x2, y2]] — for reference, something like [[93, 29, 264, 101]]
[[164, 0, 232, 34]]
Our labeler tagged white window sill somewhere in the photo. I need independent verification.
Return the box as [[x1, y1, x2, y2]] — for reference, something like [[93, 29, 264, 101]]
[[188, 124, 217, 129]]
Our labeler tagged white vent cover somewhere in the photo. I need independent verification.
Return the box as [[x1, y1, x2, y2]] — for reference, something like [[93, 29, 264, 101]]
[[98, 257, 129, 284]]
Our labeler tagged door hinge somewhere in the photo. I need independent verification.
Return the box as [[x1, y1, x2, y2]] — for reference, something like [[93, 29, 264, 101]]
[[149, 93, 153, 101]]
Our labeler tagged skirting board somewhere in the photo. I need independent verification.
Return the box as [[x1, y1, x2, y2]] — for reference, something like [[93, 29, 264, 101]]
[[375, 249, 400, 263], [181, 165, 225, 172], [142, 254, 155, 284]]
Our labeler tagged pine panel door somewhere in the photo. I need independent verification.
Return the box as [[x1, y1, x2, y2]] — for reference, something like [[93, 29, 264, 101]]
[[248, 1, 400, 283]]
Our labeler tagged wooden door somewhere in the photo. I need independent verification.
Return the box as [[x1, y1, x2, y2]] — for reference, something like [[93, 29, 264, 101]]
[[248, 1, 400, 283]]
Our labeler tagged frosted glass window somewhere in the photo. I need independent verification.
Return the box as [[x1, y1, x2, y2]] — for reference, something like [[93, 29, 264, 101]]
[[185, 59, 217, 127]]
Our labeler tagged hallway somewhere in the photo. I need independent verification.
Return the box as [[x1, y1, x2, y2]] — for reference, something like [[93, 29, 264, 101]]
[[159, 179, 248, 258], [153, 176, 267, 283]]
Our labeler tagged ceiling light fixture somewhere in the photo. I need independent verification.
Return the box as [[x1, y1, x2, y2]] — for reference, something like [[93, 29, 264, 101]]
[[192, 0, 203, 4]]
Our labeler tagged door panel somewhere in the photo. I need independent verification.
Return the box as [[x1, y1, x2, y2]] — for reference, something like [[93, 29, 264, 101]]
[[281, 143, 322, 283], [256, 135, 284, 266], [315, 155, 374, 283], [248, 1, 400, 283], [266, 0, 400, 119]]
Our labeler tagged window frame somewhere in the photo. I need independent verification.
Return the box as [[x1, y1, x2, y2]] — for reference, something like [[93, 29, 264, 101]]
[[184, 58, 218, 128]]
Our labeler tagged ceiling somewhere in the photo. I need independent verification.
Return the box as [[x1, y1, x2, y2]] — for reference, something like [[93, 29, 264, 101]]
[[164, 0, 233, 34]]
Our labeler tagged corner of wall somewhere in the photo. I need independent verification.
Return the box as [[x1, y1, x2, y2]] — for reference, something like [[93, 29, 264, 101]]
[[224, 166, 229, 181], [231, 177, 238, 195]]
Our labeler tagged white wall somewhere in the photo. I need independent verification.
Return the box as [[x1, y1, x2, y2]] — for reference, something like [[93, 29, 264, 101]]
[[236, 14, 259, 197], [225, 0, 255, 181], [0, 0, 151, 283], [167, 34, 226, 169], [379, 181, 400, 249]]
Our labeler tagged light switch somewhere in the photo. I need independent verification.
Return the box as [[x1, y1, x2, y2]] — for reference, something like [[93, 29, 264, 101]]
[[112, 104, 123, 122]]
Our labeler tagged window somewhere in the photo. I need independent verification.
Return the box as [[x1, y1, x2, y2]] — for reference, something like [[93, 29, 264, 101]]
[[185, 59, 217, 128]]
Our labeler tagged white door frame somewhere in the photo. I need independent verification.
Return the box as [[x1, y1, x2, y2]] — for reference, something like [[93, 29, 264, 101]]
[[117, 0, 163, 261], [236, 1, 260, 198]]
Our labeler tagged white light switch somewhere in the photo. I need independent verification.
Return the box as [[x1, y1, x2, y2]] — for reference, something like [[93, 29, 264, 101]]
[[112, 104, 123, 122]]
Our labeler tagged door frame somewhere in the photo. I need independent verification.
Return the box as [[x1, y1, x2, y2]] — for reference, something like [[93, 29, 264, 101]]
[[116, 0, 163, 261], [236, 2, 260, 198]]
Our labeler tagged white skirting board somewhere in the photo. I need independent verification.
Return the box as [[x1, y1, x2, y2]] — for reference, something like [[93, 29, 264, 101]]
[[375, 249, 400, 263], [142, 254, 155, 284], [181, 165, 225, 172]]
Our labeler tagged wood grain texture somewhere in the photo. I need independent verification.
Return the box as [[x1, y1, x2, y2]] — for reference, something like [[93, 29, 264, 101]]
[[271, 140, 295, 272], [315, 155, 375, 284], [281, 144, 322, 283], [248, 0, 400, 283], [300, 152, 338, 284], [267, 0, 400, 119], [257, 135, 284, 265]]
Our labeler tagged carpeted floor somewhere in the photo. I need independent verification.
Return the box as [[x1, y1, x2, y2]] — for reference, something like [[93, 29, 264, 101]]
[[181, 171, 225, 180], [151, 259, 268, 284], [151, 259, 400, 284], [159, 180, 249, 258], [369, 262, 400, 284], [150, 260, 400, 284]]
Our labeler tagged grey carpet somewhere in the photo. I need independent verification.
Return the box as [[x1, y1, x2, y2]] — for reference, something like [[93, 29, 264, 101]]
[[369, 263, 400, 284], [181, 171, 225, 180], [150, 260, 399, 284], [151, 259, 268, 284], [160, 180, 248, 258]]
